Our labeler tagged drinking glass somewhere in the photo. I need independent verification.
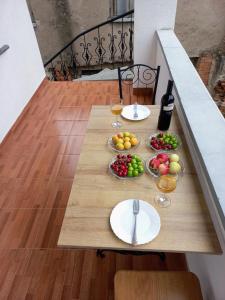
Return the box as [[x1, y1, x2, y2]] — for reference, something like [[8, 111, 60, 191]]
[[111, 98, 123, 128], [154, 174, 178, 207]]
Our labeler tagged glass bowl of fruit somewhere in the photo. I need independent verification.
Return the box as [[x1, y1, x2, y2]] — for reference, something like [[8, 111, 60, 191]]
[[145, 152, 184, 178], [109, 154, 145, 179], [146, 132, 181, 152], [108, 131, 140, 153]]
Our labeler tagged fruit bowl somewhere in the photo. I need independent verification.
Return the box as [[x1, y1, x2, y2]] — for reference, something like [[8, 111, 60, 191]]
[[108, 131, 140, 153], [145, 152, 184, 178], [146, 132, 181, 152], [109, 154, 145, 179]]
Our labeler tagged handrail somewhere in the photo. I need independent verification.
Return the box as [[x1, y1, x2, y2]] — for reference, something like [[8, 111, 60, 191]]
[[44, 9, 134, 67], [0, 45, 10, 56]]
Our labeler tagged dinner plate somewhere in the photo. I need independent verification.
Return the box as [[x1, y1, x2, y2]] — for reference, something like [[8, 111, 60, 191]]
[[121, 105, 151, 121], [110, 199, 161, 245]]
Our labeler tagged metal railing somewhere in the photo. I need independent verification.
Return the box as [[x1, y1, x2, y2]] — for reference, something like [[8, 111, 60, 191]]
[[44, 9, 134, 81]]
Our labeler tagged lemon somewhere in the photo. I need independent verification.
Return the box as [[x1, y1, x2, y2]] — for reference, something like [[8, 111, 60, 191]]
[[116, 143, 124, 150], [112, 135, 119, 144], [124, 137, 130, 142], [123, 132, 130, 137], [117, 138, 124, 144], [130, 137, 138, 146], [124, 141, 131, 150]]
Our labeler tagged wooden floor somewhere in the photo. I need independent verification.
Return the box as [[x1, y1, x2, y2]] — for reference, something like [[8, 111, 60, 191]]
[[0, 80, 187, 300]]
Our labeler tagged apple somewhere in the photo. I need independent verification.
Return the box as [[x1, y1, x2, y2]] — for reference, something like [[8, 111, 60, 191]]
[[169, 154, 179, 162], [156, 153, 169, 164], [150, 158, 160, 169], [117, 132, 123, 138], [169, 162, 181, 174], [158, 163, 169, 175]]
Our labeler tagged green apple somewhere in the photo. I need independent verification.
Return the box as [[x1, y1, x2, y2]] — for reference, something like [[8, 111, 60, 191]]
[[169, 162, 181, 174], [127, 171, 133, 177], [132, 170, 139, 177], [138, 166, 144, 173], [169, 154, 180, 162]]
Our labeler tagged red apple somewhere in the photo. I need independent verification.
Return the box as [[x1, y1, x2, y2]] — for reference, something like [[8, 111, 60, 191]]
[[158, 163, 169, 175], [149, 158, 160, 170], [156, 153, 169, 164]]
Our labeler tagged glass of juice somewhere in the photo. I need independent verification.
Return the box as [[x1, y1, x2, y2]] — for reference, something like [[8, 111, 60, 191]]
[[111, 98, 123, 128], [154, 174, 177, 207]]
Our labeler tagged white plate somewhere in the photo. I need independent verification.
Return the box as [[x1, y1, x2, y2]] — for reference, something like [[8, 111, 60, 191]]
[[121, 105, 151, 121], [110, 199, 161, 245]]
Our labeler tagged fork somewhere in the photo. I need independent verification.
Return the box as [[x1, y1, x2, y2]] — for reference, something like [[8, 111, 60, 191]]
[[132, 199, 140, 245], [133, 103, 138, 119]]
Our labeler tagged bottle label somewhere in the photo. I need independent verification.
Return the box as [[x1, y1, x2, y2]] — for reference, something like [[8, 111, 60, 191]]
[[163, 104, 174, 111]]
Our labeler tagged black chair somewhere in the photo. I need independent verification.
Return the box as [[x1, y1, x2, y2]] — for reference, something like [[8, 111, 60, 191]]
[[118, 64, 160, 105]]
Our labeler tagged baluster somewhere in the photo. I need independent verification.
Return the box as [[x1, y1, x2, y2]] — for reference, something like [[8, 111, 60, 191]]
[[129, 12, 134, 62], [97, 27, 103, 68], [118, 17, 128, 65], [60, 53, 67, 80], [50, 61, 55, 81], [111, 21, 115, 68], [108, 21, 117, 68], [121, 17, 124, 64], [80, 34, 92, 67], [70, 45, 77, 79]]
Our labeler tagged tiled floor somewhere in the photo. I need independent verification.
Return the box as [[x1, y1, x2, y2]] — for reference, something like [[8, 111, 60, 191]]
[[0, 80, 187, 299]]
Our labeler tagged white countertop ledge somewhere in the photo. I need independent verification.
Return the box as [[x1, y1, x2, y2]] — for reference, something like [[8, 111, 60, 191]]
[[157, 29, 225, 230]]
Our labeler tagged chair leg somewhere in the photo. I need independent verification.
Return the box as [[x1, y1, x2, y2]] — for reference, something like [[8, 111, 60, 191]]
[[157, 252, 166, 261], [96, 249, 105, 258]]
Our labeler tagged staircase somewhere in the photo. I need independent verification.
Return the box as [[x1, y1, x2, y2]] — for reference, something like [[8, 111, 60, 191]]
[[44, 10, 134, 81]]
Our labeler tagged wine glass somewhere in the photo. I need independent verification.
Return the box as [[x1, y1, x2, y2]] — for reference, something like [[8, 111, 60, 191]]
[[111, 97, 123, 128], [154, 174, 178, 207]]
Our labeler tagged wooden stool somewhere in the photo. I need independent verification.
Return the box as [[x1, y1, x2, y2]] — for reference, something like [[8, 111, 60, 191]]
[[114, 271, 203, 300]]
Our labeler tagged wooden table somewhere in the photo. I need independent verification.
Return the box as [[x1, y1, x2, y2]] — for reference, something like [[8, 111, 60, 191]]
[[58, 105, 221, 253]]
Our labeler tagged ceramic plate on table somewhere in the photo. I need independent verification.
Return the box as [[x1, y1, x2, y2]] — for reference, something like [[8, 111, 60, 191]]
[[110, 199, 161, 245], [121, 105, 151, 121]]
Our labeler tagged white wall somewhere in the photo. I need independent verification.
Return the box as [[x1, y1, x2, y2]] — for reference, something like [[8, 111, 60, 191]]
[[0, 0, 45, 142], [134, 0, 177, 67], [156, 30, 225, 300]]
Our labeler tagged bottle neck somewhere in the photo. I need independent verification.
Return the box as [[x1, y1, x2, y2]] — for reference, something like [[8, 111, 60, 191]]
[[166, 80, 173, 95]]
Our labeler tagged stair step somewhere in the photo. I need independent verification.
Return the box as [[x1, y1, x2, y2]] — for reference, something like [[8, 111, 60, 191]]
[[74, 68, 121, 81]]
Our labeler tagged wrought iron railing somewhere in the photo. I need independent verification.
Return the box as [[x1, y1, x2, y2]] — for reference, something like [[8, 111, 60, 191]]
[[44, 9, 134, 81]]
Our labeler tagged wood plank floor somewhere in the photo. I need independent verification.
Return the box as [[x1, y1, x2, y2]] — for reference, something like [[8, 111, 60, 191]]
[[0, 80, 187, 300]]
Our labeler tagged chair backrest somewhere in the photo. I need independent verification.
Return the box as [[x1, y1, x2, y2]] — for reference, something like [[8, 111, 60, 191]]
[[118, 64, 160, 104]]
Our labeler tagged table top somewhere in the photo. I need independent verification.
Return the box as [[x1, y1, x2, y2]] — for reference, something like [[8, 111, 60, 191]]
[[58, 105, 221, 253]]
